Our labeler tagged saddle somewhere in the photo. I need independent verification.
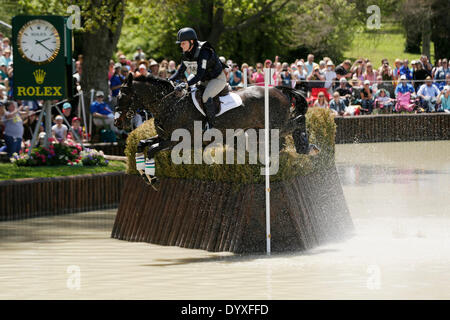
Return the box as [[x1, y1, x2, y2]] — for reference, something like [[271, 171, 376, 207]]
[[194, 85, 230, 115]]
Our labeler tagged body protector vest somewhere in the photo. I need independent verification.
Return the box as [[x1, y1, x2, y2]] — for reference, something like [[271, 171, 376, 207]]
[[182, 41, 226, 81]]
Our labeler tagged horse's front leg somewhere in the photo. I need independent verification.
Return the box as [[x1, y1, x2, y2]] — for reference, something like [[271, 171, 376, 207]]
[[137, 135, 162, 153], [135, 135, 162, 176], [142, 139, 173, 190]]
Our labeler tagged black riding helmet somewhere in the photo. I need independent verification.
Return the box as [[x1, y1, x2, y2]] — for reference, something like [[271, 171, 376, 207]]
[[176, 27, 198, 44]]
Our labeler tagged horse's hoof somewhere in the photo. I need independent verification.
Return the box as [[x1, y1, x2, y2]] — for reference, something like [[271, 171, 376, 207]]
[[150, 177, 160, 191], [143, 174, 159, 191], [308, 144, 320, 156]]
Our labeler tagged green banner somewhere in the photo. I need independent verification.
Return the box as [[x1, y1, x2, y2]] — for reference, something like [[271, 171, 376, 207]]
[[12, 15, 71, 100]]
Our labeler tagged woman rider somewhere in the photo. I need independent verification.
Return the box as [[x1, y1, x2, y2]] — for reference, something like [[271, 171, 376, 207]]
[[169, 27, 227, 129]]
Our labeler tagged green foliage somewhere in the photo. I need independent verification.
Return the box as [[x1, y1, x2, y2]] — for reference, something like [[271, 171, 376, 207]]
[[16, 0, 125, 33], [124, 107, 336, 183], [117, 0, 361, 64], [0, 161, 126, 181], [289, 0, 361, 62]]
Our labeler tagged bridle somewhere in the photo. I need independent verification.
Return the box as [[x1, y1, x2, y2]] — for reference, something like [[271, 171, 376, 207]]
[[119, 80, 176, 120]]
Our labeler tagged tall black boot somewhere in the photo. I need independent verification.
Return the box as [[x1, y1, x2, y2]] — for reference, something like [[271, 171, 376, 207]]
[[205, 97, 216, 129]]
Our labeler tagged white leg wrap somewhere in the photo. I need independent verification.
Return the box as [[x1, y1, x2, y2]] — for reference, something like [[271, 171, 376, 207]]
[[145, 158, 155, 176], [135, 153, 145, 171]]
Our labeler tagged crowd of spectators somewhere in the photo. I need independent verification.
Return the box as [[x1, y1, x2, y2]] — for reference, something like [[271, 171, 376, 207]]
[[1, 35, 450, 158], [220, 54, 450, 116], [104, 49, 449, 121]]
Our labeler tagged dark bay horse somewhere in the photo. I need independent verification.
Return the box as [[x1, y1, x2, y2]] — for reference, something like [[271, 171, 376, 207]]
[[115, 73, 318, 186]]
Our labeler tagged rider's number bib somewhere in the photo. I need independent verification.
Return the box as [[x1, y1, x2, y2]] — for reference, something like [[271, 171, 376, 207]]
[[183, 61, 198, 75]]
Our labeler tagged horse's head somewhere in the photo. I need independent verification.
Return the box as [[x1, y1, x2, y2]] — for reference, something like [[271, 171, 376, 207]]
[[114, 73, 174, 131], [115, 73, 136, 131]]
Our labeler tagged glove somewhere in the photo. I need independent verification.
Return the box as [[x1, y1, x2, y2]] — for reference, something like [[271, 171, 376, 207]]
[[175, 82, 187, 92]]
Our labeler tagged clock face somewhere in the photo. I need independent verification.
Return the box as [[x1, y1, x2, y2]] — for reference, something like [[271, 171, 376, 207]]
[[17, 19, 61, 65]]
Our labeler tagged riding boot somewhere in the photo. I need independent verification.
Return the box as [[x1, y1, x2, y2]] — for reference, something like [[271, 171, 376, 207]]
[[205, 97, 216, 129]]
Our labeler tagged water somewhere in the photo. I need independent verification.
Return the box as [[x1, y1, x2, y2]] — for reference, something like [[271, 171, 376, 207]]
[[1, 141, 449, 299]]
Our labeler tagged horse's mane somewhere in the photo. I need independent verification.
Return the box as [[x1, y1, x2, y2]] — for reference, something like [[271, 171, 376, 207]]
[[133, 74, 172, 87]]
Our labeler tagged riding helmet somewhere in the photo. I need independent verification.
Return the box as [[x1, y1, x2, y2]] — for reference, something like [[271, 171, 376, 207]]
[[176, 27, 198, 44]]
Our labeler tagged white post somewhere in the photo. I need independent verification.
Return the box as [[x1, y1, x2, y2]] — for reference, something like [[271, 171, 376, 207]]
[[80, 91, 88, 142], [243, 68, 248, 88], [264, 68, 271, 255]]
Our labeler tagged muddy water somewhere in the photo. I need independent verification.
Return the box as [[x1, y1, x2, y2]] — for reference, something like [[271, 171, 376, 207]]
[[1, 141, 449, 299]]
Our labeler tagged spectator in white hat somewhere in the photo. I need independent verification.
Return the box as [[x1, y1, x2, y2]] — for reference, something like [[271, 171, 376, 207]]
[[110, 63, 124, 106], [336, 77, 352, 103], [395, 74, 415, 97], [149, 60, 159, 75], [137, 64, 148, 77], [52, 115, 68, 143], [360, 80, 374, 113], [293, 61, 307, 82], [324, 60, 337, 94], [90, 91, 119, 135]]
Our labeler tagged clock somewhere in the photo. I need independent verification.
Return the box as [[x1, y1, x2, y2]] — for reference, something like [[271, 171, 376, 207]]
[[17, 19, 61, 65]]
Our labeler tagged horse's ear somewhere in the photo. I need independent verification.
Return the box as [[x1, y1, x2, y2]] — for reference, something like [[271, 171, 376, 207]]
[[126, 73, 133, 86]]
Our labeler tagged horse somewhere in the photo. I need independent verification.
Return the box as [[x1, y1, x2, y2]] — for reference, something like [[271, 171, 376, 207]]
[[115, 73, 319, 187]]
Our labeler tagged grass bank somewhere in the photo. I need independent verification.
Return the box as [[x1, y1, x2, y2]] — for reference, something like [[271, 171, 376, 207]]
[[344, 22, 434, 68], [0, 161, 127, 181]]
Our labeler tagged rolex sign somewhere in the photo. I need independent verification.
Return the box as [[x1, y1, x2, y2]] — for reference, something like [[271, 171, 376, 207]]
[[12, 15, 72, 100]]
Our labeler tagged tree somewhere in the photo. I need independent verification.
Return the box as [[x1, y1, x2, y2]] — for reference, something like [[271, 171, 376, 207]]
[[288, 0, 360, 62], [401, 0, 449, 61], [17, 0, 125, 96], [118, 0, 361, 64], [430, 0, 450, 61], [0, 0, 20, 37]]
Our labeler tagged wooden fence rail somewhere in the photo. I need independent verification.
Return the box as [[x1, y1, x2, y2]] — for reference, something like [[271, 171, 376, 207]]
[[334, 113, 450, 144], [0, 172, 125, 221]]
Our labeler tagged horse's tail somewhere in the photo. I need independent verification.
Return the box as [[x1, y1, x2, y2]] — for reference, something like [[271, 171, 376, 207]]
[[275, 86, 308, 117]]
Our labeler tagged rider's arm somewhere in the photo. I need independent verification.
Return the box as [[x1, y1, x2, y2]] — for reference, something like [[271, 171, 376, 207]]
[[187, 49, 212, 86], [169, 63, 186, 82]]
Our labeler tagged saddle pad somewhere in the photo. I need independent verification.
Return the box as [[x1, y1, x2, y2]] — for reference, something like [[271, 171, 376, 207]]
[[191, 89, 242, 117]]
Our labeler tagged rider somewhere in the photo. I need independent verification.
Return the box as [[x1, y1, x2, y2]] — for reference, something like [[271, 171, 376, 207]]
[[169, 27, 227, 128]]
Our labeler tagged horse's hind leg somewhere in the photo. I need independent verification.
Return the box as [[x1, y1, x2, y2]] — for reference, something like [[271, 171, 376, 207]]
[[291, 116, 320, 156]]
